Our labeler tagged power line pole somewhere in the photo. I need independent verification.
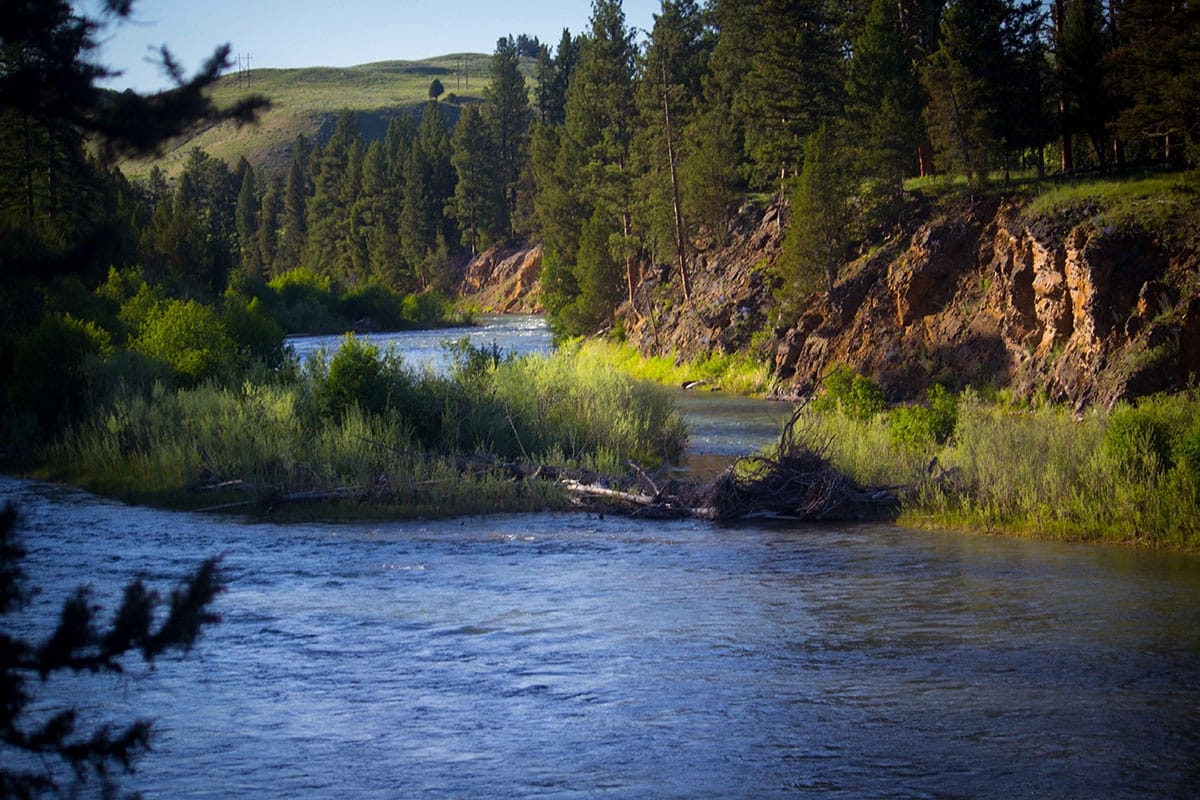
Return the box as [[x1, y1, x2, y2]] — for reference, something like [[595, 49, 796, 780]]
[[237, 53, 253, 88]]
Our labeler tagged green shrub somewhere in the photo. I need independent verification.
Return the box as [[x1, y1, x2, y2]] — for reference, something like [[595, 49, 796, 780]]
[[222, 294, 287, 369], [846, 375, 888, 420], [1103, 405, 1172, 475], [339, 284, 409, 330], [813, 364, 887, 420], [313, 335, 409, 419], [813, 364, 856, 413], [890, 384, 960, 452], [264, 268, 341, 333], [1174, 424, 1200, 477], [9, 314, 112, 431], [400, 291, 451, 327], [130, 299, 236, 386]]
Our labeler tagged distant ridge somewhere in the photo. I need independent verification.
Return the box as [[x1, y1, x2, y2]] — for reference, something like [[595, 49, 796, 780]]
[[118, 53, 499, 181]]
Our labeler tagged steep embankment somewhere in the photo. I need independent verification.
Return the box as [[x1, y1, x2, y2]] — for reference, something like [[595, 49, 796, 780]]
[[461, 178, 1199, 407], [768, 192, 1200, 407]]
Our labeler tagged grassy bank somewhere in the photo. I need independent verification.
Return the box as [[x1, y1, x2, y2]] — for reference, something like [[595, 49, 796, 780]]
[[583, 335, 1200, 547], [794, 379, 1200, 548], [40, 338, 687, 517], [572, 338, 774, 396]]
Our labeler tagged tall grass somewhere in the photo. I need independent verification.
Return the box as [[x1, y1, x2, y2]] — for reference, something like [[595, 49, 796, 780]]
[[43, 340, 687, 516], [799, 389, 1200, 547], [573, 338, 773, 396]]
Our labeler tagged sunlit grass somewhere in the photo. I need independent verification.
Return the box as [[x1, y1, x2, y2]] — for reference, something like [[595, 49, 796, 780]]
[[798, 389, 1200, 548], [572, 338, 774, 396], [41, 341, 687, 516], [1022, 168, 1199, 232], [121, 53, 512, 180]]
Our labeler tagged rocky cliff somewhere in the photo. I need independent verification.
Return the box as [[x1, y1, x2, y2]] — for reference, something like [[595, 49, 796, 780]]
[[619, 190, 1200, 406], [462, 189, 1200, 407]]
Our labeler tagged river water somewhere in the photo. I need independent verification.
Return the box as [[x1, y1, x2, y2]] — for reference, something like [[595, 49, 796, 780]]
[[5, 317, 1200, 798]]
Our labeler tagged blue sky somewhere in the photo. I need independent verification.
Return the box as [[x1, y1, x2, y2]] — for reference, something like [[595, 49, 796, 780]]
[[81, 0, 664, 93]]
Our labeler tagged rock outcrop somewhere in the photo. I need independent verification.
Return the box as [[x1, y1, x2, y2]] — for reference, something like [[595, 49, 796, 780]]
[[457, 241, 544, 314], [458, 191, 1198, 408], [620, 194, 1199, 407]]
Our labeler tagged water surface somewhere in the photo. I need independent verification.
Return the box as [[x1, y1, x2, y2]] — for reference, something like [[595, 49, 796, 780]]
[[7, 315, 1199, 798], [5, 476, 1199, 799]]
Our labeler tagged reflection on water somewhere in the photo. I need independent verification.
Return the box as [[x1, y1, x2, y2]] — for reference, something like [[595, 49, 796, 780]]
[[5, 475, 1200, 800]]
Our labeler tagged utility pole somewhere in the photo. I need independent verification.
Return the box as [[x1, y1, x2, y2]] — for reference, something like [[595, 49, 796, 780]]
[[237, 53, 253, 88]]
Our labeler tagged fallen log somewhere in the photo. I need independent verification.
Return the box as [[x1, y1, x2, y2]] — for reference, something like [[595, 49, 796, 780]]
[[557, 405, 899, 522]]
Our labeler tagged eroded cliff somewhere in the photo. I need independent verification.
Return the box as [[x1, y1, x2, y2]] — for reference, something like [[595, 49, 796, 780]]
[[461, 188, 1199, 407]]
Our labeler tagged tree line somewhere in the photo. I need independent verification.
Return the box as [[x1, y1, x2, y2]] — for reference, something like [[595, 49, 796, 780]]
[[2, 0, 1197, 339], [527, 0, 1198, 335]]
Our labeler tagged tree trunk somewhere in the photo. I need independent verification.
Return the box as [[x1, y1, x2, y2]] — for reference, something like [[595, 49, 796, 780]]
[[661, 60, 692, 304]]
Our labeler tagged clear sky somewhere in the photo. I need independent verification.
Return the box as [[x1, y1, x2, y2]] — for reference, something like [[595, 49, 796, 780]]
[[80, 0, 665, 93]]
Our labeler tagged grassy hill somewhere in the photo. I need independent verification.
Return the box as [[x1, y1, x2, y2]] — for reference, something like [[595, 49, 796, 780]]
[[117, 53, 498, 181]]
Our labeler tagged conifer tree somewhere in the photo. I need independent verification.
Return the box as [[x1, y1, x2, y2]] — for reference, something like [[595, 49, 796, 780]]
[[304, 111, 357, 279], [361, 138, 404, 288], [276, 136, 311, 274], [556, 0, 638, 331], [400, 136, 437, 289], [733, 0, 845, 191], [922, 0, 1046, 184], [1052, 0, 1109, 172], [450, 104, 503, 255], [846, 0, 925, 211], [533, 30, 581, 124], [1108, 0, 1200, 166], [777, 122, 853, 317], [418, 100, 457, 251], [484, 36, 531, 237], [634, 0, 712, 300], [255, 176, 282, 278], [235, 158, 263, 285]]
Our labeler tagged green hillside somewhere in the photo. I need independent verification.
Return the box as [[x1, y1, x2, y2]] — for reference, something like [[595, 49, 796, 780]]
[[118, 53, 496, 181]]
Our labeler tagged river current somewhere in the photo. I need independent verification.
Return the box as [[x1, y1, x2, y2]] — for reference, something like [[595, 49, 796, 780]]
[[4, 316, 1200, 798]]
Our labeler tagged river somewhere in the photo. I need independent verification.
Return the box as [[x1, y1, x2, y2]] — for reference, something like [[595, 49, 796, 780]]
[[4, 316, 1199, 798]]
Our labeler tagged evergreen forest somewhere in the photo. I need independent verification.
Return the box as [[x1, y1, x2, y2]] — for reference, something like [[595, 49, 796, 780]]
[[1, 0, 1198, 528]]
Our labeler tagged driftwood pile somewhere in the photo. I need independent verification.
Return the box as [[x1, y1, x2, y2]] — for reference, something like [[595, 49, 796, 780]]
[[561, 407, 900, 523]]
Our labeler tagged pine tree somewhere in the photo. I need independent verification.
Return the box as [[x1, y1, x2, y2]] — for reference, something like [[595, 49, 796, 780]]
[[1051, 0, 1106, 172], [361, 138, 404, 289], [234, 158, 263, 285], [557, 0, 639, 331], [450, 104, 503, 255], [734, 0, 845, 192], [633, 0, 712, 300], [777, 122, 854, 317], [275, 136, 311, 274], [304, 110, 358, 279], [534, 30, 581, 124], [846, 0, 925, 210], [1108, 0, 1200, 166], [255, 176, 281, 278], [921, 0, 1047, 184], [483, 36, 531, 237], [418, 100, 457, 252], [400, 136, 437, 289]]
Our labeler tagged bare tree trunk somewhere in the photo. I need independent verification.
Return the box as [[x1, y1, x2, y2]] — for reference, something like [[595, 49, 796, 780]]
[[661, 59, 692, 303]]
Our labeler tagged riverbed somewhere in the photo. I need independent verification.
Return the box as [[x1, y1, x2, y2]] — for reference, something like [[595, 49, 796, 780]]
[[4, 317, 1199, 798]]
